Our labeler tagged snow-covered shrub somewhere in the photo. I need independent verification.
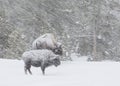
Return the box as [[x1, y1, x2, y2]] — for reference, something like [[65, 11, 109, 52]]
[[22, 49, 61, 75], [32, 33, 63, 55]]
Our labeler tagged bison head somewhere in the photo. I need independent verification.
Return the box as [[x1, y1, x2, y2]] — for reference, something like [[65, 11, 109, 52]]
[[51, 56, 61, 67], [53, 44, 63, 56]]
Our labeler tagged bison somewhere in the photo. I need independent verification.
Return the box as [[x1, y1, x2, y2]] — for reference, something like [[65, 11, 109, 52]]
[[32, 33, 63, 55], [22, 49, 61, 75]]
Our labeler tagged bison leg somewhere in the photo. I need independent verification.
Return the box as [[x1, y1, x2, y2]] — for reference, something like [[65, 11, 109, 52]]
[[24, 63, 32, 75], [41, 66, 45, 75], [41, 63, 45, 75], [28, 67, 32, 75], [24, 66, 27, 74]]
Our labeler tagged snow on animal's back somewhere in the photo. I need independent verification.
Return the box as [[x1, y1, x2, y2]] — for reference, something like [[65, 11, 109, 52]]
[[22, 49, 56, 61], [32, 33, 57, 50]]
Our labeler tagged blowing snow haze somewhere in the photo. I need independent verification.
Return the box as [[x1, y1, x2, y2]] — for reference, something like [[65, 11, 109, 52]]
[[0, 0, 120, 61]]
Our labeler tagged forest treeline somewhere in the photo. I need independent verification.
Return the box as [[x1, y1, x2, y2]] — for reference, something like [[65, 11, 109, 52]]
[[0, 0, 120, 61]]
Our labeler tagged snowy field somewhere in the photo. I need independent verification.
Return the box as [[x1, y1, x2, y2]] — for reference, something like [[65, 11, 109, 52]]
[[0, 57, 120, 86]]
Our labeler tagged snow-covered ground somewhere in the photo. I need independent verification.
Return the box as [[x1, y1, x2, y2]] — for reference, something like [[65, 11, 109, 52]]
[[0, 58, 120, 86]]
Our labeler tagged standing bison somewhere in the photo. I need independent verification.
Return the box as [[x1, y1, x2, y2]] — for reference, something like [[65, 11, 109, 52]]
[[22, 49, 61, 75], [32, 33, 63, 55]]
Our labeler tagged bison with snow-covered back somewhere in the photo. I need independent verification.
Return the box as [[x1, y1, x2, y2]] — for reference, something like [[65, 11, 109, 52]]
[[32, 33, 63, 55], [22, 49, 61, 75]]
